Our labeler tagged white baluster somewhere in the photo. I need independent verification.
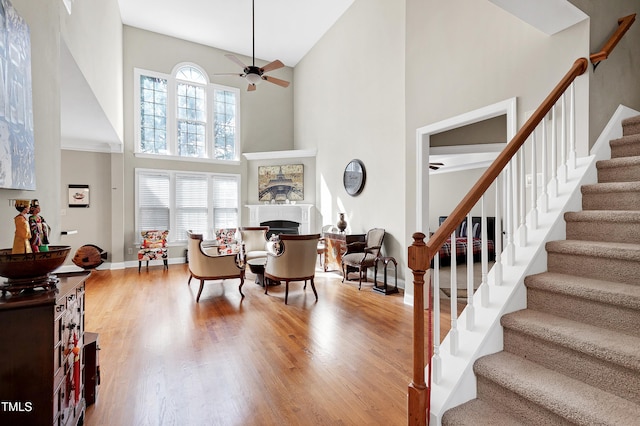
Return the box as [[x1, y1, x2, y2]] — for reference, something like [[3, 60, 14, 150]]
[[550, 104, 559, 197], [494, 174, 503, 286], [481, 196, 489, 308], [432, 254, 441, 384], [505, 161, 515, 266], [518, 150, 527, 247], [530, 131, 538, 230], [540, 118, 549, 213], [560, 93, 568, 183], [466, 213, 475, 331], [450, 230, 458, 356], [569, 82, 577, 170]]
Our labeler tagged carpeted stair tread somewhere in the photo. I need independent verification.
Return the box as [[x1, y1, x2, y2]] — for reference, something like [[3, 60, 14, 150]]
[[610, 134, 640, 159], [525, 272, 640, 311], [474, 352, 640, 424], [622, 115, 640, 136], [441, 398, 525, 425], [565, 209, 640, 222], [581, 181, 640, 210], [564, 210, 640, 243], [581, 181, 640, 194], [501, 310, 640, 372], [597, 156, 640, 169], [596, 156, 640, 183], [546, 239, 640, 261]]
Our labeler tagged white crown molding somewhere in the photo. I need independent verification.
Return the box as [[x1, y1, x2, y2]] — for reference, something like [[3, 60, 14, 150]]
[[243, 149, 317, 161]]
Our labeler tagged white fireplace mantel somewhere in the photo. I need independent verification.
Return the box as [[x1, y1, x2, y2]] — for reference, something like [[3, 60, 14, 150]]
[[245, 204, 313, 234]]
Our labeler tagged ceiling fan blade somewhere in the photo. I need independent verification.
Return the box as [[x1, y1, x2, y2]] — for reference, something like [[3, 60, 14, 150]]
[[263, 75, 290, 88], [261, 59, 284, 73], [430, 162, 444, 166], [429, 165, 440, 170], [247, 84, 256, 92], [225, 54, 247, 69], [213, 73, 245, 77]]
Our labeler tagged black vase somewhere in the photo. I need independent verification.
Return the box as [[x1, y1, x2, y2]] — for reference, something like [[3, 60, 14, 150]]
[[337, 213, 347, 233]]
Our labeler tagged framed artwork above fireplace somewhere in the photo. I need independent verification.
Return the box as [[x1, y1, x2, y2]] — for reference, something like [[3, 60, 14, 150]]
[[258, 164, 304, 202]]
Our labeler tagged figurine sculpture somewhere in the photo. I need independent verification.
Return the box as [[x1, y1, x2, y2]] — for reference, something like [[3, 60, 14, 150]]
[[29, 199, 50, 252], [12, 199, 32, 254]]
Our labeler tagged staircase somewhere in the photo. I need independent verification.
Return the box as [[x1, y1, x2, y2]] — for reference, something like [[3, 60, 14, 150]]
[[442, 115, 640, 425]]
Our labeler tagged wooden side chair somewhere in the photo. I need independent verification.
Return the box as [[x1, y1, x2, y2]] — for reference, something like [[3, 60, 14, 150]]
[[138, 230, 169, 272], [341, 228, 385, 289]]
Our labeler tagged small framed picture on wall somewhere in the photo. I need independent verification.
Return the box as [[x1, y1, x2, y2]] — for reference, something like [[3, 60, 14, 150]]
[[68, 184, 89, 208]]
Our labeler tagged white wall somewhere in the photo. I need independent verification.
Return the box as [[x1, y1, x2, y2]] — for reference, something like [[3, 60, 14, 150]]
[[294, 0, 407, 276], [59, 0, 123, 143]]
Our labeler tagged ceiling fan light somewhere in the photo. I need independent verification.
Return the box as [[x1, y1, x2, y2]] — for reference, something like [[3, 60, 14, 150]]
[[245, 73, 262, 85]]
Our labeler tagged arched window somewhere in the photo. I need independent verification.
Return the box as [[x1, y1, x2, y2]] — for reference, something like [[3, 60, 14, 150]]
[[135, 63, 240, 161]]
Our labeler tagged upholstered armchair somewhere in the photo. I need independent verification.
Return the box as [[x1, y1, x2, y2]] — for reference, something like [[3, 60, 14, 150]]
[[341, 228, 385, 289], [138, 230, 169, 272], [187, 231, 245, 302], [264, 234, 321, 304], [240, 226, 269, 261]]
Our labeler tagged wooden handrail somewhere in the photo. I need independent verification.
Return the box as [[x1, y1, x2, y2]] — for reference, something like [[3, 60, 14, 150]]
[[590, 14, 636, 65], [426, 57, 588, 263]]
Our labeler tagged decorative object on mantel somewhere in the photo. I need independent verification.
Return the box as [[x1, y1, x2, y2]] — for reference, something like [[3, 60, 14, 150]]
[[337, 213, 347, 233], [343, 159, 366, 196], [258, 164, 304, 202]]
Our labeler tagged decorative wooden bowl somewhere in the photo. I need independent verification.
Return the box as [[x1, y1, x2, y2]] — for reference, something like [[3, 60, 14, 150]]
[[0, 246, 71, 287]]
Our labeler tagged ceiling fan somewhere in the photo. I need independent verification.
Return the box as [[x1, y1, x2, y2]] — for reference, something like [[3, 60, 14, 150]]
[[429, 162, 444, 170], [215, 0, 290, 92]]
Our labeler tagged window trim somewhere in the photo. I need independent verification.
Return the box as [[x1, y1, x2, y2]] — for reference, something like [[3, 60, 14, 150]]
[[133, 64, 241, 163], [135, 168, 242, 244]]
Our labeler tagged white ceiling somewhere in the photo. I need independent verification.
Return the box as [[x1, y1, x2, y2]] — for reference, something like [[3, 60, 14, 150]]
[[61, 0, 587, 153], [117, 0, 355, 67]]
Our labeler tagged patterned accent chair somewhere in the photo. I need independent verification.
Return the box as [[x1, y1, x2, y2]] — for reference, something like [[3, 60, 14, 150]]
[[341, 228, 385, 289], [138, 230, 169, 272], [215, 228, 241, 255], [264, 234, 321, 304]]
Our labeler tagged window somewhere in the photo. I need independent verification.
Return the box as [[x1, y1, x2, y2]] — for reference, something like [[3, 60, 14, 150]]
[[135, 64, 240, 162], [136, 169, 240, 243]]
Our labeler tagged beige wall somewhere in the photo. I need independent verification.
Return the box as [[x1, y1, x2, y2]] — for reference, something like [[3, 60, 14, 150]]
[[59, 150, 112, 264], [569, 0, 640, 148], [403, 0, 589, 294], [294, 0, 407, 272]]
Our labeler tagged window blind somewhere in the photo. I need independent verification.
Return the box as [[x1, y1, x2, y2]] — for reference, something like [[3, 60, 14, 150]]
[[175, 174, 208, 241], [138, 172, 170, 235], [212, 175, 238, 230]]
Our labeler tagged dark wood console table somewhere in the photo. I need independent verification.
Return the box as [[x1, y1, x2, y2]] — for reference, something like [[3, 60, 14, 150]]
[[0, 272, 90, 426], [323, 232, 365, 272]]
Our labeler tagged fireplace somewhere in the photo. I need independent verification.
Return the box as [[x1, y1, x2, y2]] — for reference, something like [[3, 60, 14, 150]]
[[245, 204, 313, 235], [261, 220, 300, 239]]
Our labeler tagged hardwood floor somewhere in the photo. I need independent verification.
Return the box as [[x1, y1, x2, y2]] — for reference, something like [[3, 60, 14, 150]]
[[84, 264, 453, 425]]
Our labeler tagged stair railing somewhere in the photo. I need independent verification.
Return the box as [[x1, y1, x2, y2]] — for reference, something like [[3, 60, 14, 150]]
[[590, 14, 636, 70], [408, 14, 636, 426], [407, 57, 588, 426]]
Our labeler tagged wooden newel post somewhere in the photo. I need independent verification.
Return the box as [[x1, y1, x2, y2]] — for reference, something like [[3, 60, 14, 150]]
[[407, 232, 430, 425]]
